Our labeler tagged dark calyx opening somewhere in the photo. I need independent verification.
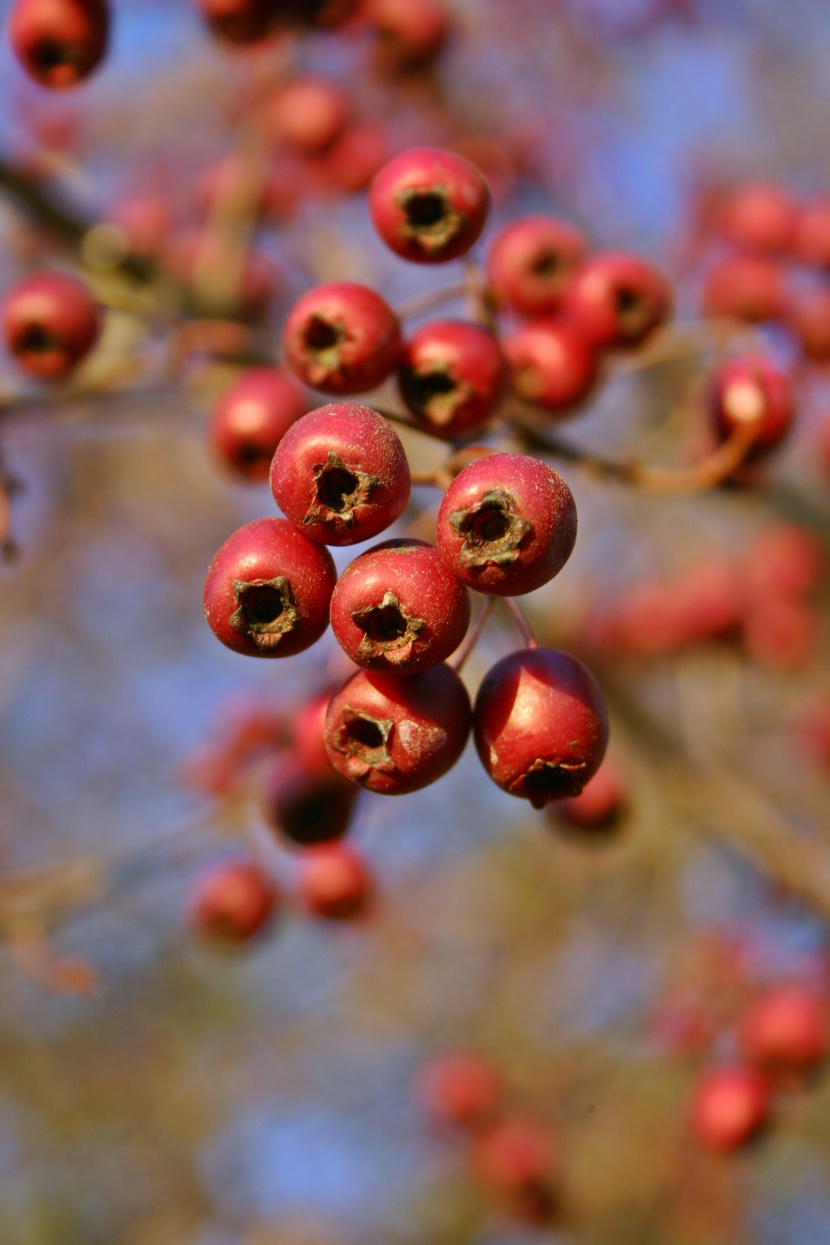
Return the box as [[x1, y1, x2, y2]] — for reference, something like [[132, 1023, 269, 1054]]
[[317, 466, 359, 513], [304, 315, 343, 355], [364, 604, 409, 644], [33, 39, 77, 70], [531, 248, 561, 278], [348, 717, 385, 751], [615, 285, 646, 330], [467, 502, 511, 546], [236, 441, 268, 466], [404, 191, 447, 229], [19, 325, 57, 354], [519, 763, 585, 808], [405, 368, 458, 413], [243, 586, 285, 626]]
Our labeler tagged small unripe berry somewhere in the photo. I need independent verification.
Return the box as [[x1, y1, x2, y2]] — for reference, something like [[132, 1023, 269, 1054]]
[[397, 320, 507, 440], [689, 1066, 771, 1153], [190, 860, 278, 945], [738, 985, 828, 1079], [487, 214, 587, 316], [297, 843, 373, 920], [708, 355, 795, 460], [9, 0, 109, 88], [209, 368, 308, 483], [3, 272, 100, 381], [563, 252, 672, 351], [369, 147, 490, 264], [503, 318, 598, 414], [415, 1052, 504, 1130], [283, 283, 401, 395]]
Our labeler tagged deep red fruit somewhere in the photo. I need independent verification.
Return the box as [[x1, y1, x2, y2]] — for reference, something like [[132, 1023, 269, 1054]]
[[701, 253, 785, 324], [397, 320, 507, 439], [270, 403, 411, 547], [689, 1066, 771, 1153], [263, 753, 357, 846], [283, 283, 401, 395], [330, 539, 471, 674], [190, 860, 278, 945], [487, 215, 588, 316], [209, 368, 308, 482], [292, 688, 339, 778], [318, 122, 388, 195], [708, 355, 795, 460], [203, 517, 337, 657], [738, 986, 828, 1079], [264, 77, 350, 155], [719, 183, 797, 254], [297, 843, 373, 920], [562, 252, 672, 351], [3, 272, 100, 381], [324, 663, 472, 795], [551, 757, 628, 831], [369, 147, 490, 264], [9, 0, 109, 88], [435, 453, 577, 596], [503, 318, 598, 414], [787, 289, 830, 364], [795, 199, 830, 270], [415, 1052, 504, 1130], [195, 0, 276, 43], [365, 0, 450, 71], [473, 648, 609, 807]]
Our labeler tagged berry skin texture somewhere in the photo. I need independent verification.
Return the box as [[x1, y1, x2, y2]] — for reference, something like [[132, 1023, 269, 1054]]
[[415, 1052, 504, 1131], [397, 320, 508, 440], [486, 214, 588, 317], [190, 860, 278, 946], [503, 318, 598, 414], [738, 986, 828, 1079], [9, 0, 109, 88], [435, 453, 577, 597], [689, 1066, 771, 1153], [330, 539, 471, 674], [369, 147, 490, 265], [263, 753, 357, 847], [324, 663, 472, 795], [297, 843, 373, 920], [3, 272, 100, 381], [209, 368, 308, 483], [473, 648, 609, 808], [270, 403, 411, 547], [563, 251, 672, 351], [708, 355, 795, 460], [203, 517, 337, 658], [283, 282, 401, 395]]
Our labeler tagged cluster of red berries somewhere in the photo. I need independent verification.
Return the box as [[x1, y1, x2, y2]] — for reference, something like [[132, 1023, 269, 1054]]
[[414, 1052, 559, 1225]]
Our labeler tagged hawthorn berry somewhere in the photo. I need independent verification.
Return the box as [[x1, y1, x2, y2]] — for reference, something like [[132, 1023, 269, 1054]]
[[473, 648, 609, 807], [701, 253, 785, 324], [263, 754, 357, 846], [189, 860, 278, 945], [195, 0, 276, 43], [365, 0, 450, 72], [795, 198, 830, 270], [563, 251, 672, 351], [324, 662, 472, 795], [435, 453, 577, 596], [397, 320, 507, 440], [503, 318, 598, 414], [787, 288, 830, 364], [369, 147, 490, 264], [708, 355, 795, 460], [283, 282, 401, 395], [470, 1117, 558, 1223], [330, 539, 471, 674], [486, 215, 588, 316], [415, 1052, 504, 1130], [297, 843, 373, 920], [738, 985, 828, 1079], [741, 524, 824, 601], [264, 77, 350, 155], [689, 1066, 771, 1153], [209, 368, 308, 483], [550, 756, 628, 832], [203, 517, 337, 657], [292, 688, 340, 777], [3, 272, 100, 381], [9, 0, 109, 89], [269, 403, 411, 546], [719, 183, 797, 254]]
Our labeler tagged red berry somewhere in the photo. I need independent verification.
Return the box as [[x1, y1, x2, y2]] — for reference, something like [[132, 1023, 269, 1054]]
[[203, 517, 337, 657], [292, 688, 340, 778], [689, 1066, 771, 1153], [470, 1116, 558, 1221], [740, 524, 824, 601], [563, 251, 672, 351], [738, 985, 828, 1078], [415, 1052, 504, 1130], [487, 215, 587, 316], [264, 77, 350, 155], [473, 648, 609, 807], [263, 753, 357, 846], [270, 403, 411, 547], [397, 319, 507, 439], [795, 198, 830, 270], [3, 272, 100, 381], [190, 860, 278, 945], [369, 147, 490, 264], [787, 288, 830, 364], [701, 253, 784, 324], [435, 453, 577, 597], [318, 122, 389, 196], [283, 282, 401, 395], [9, 0, 109, 88], [366, 0, 450, 71], [209, 368, 308, 483], [330, 539, 471, 674], [708, 355, 795, 460], [297, 842, 373, 920], [503, 318, 598, 414], [324, 663, 472, 795], [195, 0, 276, 43], [719, 183, 797, 254], [741, 597, 817, 671], [551, 756, 628, 831], [794, 694, 830, 769]]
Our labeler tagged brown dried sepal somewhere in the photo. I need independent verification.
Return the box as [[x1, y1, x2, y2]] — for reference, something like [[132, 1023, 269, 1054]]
[[398, 185, 466, 255], [509, 758, 588, 808], [306, 451, 381, 528], [449, 488, 532, 568], [352, 590, 425, 668], [328, 708, 396, 783], [229, 575, 299, 650]]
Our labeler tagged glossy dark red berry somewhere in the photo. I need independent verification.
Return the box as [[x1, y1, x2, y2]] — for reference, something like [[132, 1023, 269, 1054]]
[[689, 1066, 771, 1153], [3, 272, 100, 381], [397, 320, 507, 439], [487, 215, 587, 316], [473, 648, 609, 807], [270, 403, 411, 547], [9, 0, 109, 88], [415, 1052, 504, 1130], [436, 453, 577, 597], [738, 986, 828, 1078], [203, 517, 337, 657], [330, 539, 471, 674], [190, 859, 278, 945], [283, 282, 401, 395], [297, 843, 373, 920], [209, 368, 308, 483], [324, 663, 472, 795], [369, 147, 490, 264], [503, 318, 598, 414], [708, 355, 795, 460], [263, 753, 357, 846], [563, 251, 672, 351]]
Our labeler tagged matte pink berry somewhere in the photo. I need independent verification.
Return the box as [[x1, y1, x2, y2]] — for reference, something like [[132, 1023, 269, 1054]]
[[203, 517, 337, 657], [264, 77, 350, 155], [473, 648, 609, 807], [563, 251, 672, 350], [415, 1053, 504, 1130], [398, 320, 507, 439], [708, 355, 795, 460], [795, 198, 830, 270], [738, 986, 828, 1079], [9, 0, 109, 88], [487, 215, 587, 316], [297, 843, 373, 920], [209, 368, 308, 482], [701, 253, 784, 324], [190, 860, 279, 945], [719, 183, 797, 254], [689, 1066, 771, 1153], [330, 539, 471, 674], [270, 403, 411, 546], [503, 318, 598, 414], [366, 0, 450, 71], [787, 289, 830, 364], [369, 147, 490, 264], [324, 663, 472, 795], [436, 453, 577, 596], [3, 272, 100, 380], [283, 282, 401, 396]]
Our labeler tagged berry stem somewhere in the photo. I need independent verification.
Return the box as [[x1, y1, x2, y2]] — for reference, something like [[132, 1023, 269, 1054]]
[[500, 595, 538, 649], [452, 595, 494, 672], [395, 282, 469, 320]]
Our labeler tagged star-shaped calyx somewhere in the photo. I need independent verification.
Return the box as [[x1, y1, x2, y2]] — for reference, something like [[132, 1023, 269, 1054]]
[[449, 487, 532, 568], [305, 451, 381, 529], [328, 708, 396, 783], [229, 576, 299, 650], [352, 589, 425, 668], [398, 184, 467, 255], [509, 757, 588, 808]]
